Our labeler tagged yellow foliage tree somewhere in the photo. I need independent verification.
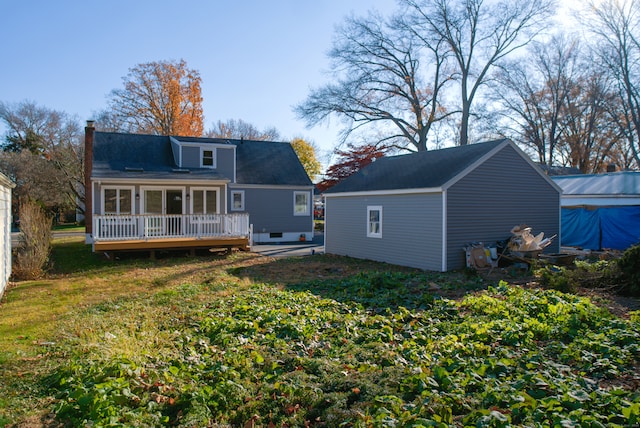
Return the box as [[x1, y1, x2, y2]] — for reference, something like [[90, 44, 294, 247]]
[[290, 138, 322, 181]]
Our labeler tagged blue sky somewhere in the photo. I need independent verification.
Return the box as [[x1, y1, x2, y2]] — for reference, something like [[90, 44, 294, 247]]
[[1, 0, 397, 164]]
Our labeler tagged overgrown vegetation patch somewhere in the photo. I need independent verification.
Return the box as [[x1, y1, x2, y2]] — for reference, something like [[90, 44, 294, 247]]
[[48, 274, 640, 427]]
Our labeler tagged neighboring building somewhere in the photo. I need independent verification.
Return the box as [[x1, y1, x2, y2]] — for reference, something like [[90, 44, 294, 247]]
[[552, 171, 640, 251], [0, 171, 15, 300], [323, 140, 561, 272], [84, 122, 314, 253]]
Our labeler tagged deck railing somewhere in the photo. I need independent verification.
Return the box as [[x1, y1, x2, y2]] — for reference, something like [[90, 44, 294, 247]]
[[93, 213, 251, 241]]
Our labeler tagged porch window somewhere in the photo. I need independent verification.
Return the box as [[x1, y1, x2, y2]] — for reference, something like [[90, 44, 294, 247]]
[[192, 189, 218, 214], [102, 187, 133, 215], [294, 191, 310, 216], [144, 190, 163, 214], [201, 148, 215, 168], [367, 206, 382, 238], [231, 190, 244, 211]]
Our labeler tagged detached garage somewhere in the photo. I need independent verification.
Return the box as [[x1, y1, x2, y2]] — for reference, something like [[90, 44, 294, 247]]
[[552, 172, 640, 251], [1, 172, 15, 300], [323, 140, 561, 271]]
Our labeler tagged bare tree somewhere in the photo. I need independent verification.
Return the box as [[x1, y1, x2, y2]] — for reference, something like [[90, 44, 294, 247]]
[[0, 101, 83, 214], [404, 0, 555, 145], [586, 0, 640, 166], [205, 118, 281, 141], [296, 11, 455, 152], [494, 36, 580, 167], [104, 59, 204, 137], [560, 62, 623, 173]]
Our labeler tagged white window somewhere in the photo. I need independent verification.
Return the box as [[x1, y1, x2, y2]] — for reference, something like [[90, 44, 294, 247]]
[[367, 206, 382, 238], [191, 189, 218, 214], [231, 190, 245, 211], [201, 148, 215, 168], [102, 187, 134, 215], [294, 191, 310, 216]]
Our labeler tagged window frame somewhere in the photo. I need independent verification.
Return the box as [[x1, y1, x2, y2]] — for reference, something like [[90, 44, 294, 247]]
[[230, 190, 245, 211], [101, 186, 135, 215], [200, 147, 216, 168], [293, 191, 311, 216], [366, 205, 382, 238], [190, 187, 219, 215]]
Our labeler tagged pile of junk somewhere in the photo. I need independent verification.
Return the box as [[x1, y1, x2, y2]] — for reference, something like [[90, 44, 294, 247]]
[[465, 225, 557, 269]]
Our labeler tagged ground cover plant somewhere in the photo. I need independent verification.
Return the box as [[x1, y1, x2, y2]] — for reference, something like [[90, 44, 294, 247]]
[[0, 237, 639, 427]]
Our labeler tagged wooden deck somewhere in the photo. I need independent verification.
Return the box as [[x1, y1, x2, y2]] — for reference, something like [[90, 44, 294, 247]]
[[93, 236, 250, 253]]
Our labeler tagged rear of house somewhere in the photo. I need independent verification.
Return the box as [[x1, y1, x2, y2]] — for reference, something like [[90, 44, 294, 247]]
[[0, 172, 15, 300], [84, 123, 314, 253], [324, 140, 560, 271]]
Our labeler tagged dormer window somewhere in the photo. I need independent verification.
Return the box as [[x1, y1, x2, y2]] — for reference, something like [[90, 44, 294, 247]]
[[201, 148, 215, 168]]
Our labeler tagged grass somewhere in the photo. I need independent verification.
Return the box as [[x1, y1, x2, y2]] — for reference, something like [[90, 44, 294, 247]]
[[0, 237, 639, 426]]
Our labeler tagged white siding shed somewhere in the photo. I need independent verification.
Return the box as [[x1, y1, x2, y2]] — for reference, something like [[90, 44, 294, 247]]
[[0, 172, 15, 301]]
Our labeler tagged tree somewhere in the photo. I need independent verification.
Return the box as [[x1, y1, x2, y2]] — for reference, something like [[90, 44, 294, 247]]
[[494, 36, 581, 167], [104, 59, 204, 136], [206, 119, 281, 141], [0, 101, 83, 215], [316, 143, 388, 192], [404, 0, 554, 145], [295, 11, 455, 152], [290, 138, 322, 181], [586, 0, 640, 166]]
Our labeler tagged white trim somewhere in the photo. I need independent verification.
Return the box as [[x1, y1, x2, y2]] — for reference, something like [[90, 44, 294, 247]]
[[100, 185, 136, 215], [189, 187, 220, 214], [324, 187, 443, 198], [366, 205, 382, 238], [229, 183, 315, 191], [231, 190, 245, 211], [139, 186, 186, 214], [441, 190, 447, 272], [293, 191, 311, 216], [179, 142, 231, 149], [92, 177, 229, 186], [200, 147, 216, 168]]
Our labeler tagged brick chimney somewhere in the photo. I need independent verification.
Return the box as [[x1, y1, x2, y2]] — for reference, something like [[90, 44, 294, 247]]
[[606, 163, 617, 173], [84, 120, 95, 238]]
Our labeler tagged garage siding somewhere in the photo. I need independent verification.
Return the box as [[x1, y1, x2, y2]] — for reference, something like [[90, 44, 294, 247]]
[[446, 145, 560, 270], [325, 193, 443, 271]]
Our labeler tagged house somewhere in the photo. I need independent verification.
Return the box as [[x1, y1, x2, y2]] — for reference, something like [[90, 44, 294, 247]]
[[84, 122, 314, 254], [552, 171, 640, 251], [0, 171, 15, 300], [323, 139, 561, 272]]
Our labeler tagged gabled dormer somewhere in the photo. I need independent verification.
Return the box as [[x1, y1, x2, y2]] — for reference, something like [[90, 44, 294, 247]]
[[170, 137, 236, 183]]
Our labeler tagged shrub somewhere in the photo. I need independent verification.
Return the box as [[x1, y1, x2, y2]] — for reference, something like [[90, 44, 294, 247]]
[[535, 259, 620, 294], [616, 244, 640, 296], [13, 199, 52, 280]]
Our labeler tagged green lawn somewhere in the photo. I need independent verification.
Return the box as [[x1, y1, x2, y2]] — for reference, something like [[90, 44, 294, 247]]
[[0, 237, 638, 427]]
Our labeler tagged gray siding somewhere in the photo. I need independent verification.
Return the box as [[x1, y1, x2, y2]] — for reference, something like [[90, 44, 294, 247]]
[[325, 193, 443, 271], [446, 145, 560, 270], [181, 146, 235, 181], [215, 147, 235, 181], [232, 187, 314, 235], [182, 146, 200, 167]]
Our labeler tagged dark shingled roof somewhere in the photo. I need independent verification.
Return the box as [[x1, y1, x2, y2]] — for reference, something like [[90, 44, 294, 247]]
[[92, 132, 312, 186], [324, 139, 508, 193], [231, 139, 312, 186]]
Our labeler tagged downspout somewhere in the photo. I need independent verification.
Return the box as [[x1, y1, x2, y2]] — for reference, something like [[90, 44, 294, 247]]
[[84, 120, 95, 244]]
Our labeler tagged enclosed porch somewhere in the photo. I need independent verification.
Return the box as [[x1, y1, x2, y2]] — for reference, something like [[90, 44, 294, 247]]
[[91, 213, 251, 253]]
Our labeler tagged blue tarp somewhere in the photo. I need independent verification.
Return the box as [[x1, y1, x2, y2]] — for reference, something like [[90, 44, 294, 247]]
[[561, 206, 640, 251]]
